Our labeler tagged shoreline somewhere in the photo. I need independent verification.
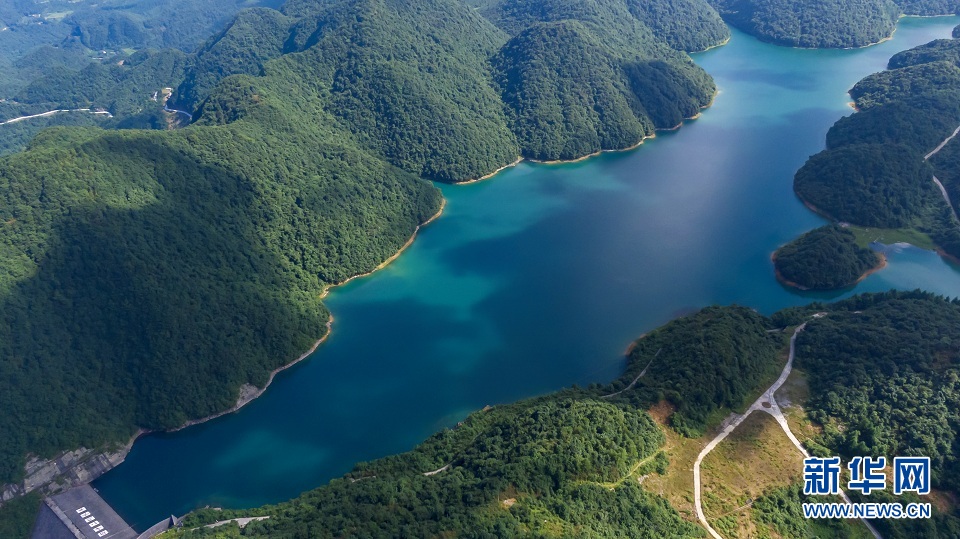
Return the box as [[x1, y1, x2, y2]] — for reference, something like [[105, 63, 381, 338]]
[[856, 252, 889, 284], [770, 248, 888, 291], [770, 251, 811, 290], [528, 135, 654, 165], [170, 316, 334, 432], [692, 36, 731, 54], [487, 89, 719, 172], [320, 198, 447, 298], [797, 195, 838, 222], [1, 194, 450, 504], [937, 248, 960, 265], [183, 197, 448, 427], [455, 157, 523, 185], [22, 70, 719, 501], [769, 12, 955, 53]]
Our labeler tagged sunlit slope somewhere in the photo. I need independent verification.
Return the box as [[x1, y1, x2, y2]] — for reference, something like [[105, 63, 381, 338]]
[[0, 68, 441, 482]]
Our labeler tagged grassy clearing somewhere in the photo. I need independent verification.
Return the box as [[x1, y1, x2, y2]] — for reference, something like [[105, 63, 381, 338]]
[[701, 412, 803, 538], [641, 401, 708, 523], [848, 225, 937, 250]]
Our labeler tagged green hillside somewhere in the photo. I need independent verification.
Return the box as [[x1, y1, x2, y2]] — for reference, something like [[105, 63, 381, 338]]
[[0, 0, 284, 97], [795, 291, 960, 536], [624, 0, 730, 52], [889, 37, 960, 69], [171, 395, 702, 538], [794, 143, 938, 228], [173, 8, 294, 112], [161, 294, 960, 538], [0, 0, 726, 491], [0, 65, 443, 484], [897, 0, 960, 16], [14, 48, 189, 116], [789, 33, 960, 271], [483, 0, 716, 161], [167, 305, 788, 538], [602, 306, 783, 437], [492, 20, 654, 161], [773, 225, 883, 290], [710, 0, 899, 49], [267, 0, 519, 182], [826, 100, 960, 153], [710, 0, 958, 49], [850, 61, 960, 110]]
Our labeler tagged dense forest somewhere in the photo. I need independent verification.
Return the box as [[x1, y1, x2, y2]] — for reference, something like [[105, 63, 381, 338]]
[[4, 0, 723, 168], [623, 0, 730, 52], [169, 395, 702, 538], [794, 291, 960, 536], [710, 0, 957, 49], [774, 225, 883, 290], [0, 0, 284, 98], [6, 1, 960, 537], [0, 0, 731, 499], [788, 32, 960, 281], [158, 293, 960, 538], [794, 142, 938, 227], [710, 0, 899, 48], [165, 305, 790, 538], [600, 306, 784, 437]]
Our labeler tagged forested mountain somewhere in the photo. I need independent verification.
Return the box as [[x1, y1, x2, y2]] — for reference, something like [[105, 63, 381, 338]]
[[795, 291, 960, 536], [709, 0, 900, 48], [15, 49, 188, 117], [0, 0, 284, 96], [889, 38, 960, 69], [788, 33, 960, 277], [602, 306, 783, 437], [624, 0, 730, 52], [710, 0, 958, 49], [0, 48, 191, 156], [172, 9, 294, 113], [898, 0, 960, 16], [477, 0, 717, 161], [773, 225, 883, 290], [826, 100, 960, 153], [0, 88, 442, 484], [261, 0, 519, 182], [795, 142, 938, 227], [0, 0, 727, 499], [6, 0, 722, 169], [850, 61, 960, 109]]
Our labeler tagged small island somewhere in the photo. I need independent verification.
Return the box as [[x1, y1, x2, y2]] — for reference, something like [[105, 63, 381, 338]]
[[773, 225, 885, 290]]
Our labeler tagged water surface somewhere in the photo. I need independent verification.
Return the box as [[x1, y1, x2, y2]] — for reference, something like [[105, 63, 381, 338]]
[[95, 18, 960, 529]]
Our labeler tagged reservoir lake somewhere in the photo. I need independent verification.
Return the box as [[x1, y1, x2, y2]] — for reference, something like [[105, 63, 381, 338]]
[[95, 17, 960, 529]]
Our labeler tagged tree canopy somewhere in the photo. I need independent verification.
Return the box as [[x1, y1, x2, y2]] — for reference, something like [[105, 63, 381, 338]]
[[774, 225, 883, 290]]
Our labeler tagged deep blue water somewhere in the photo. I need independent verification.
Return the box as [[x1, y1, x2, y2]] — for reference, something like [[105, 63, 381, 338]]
[[95, 17, 960, 529]]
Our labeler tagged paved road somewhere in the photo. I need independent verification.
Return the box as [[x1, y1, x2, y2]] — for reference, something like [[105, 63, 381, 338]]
[[692, 321, 882, 539], [205, 516, 270, 529], [933, 176, 958, 222], [924, 124, 960, 160], [0, 108, 112, 125], [925, 125, 960, 223]]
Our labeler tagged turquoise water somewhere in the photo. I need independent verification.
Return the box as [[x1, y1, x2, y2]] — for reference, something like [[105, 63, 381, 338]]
[[95, 18, 960, 529]]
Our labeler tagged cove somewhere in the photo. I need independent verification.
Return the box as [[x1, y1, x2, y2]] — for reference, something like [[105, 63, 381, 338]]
[[95, 17, 960, 529]]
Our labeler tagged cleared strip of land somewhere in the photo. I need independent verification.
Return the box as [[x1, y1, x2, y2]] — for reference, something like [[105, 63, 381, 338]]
[[693, 320, 881, 539]]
